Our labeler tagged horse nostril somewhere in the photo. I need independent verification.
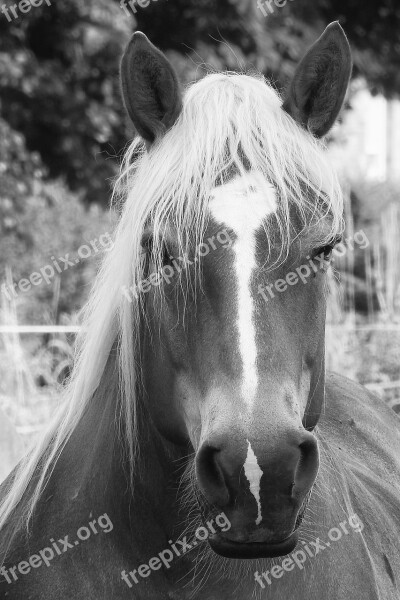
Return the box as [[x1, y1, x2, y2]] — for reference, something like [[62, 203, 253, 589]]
[[293, 435, 319, 499], [195, 444, 230, 508]]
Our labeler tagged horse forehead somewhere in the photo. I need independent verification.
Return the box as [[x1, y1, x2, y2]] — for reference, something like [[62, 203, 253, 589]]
[[209, 171, 277, 233]]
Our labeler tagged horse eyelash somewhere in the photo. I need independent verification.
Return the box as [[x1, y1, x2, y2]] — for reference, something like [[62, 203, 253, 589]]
[[313, 235, 343, 259]]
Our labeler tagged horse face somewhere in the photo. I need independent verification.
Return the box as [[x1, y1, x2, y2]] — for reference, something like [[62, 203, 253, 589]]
[[141, 172, 337, 558], [121, 24, 351, 558]]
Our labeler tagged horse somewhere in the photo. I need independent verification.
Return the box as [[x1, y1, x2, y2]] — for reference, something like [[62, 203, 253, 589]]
[[1, 22, 400, 599]]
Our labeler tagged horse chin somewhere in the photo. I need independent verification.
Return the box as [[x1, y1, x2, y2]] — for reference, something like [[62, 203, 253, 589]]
[[202, 492, 310, 559], [208, 531, 299, 559]]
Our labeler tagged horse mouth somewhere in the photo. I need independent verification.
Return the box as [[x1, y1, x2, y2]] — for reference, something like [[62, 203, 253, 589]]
[[208, 530, 299, 559], [202, 491, 310, 559]]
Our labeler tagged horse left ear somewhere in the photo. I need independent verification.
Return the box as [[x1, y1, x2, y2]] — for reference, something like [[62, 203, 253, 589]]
[[120, 32, 182, 145], [282, 22, 352, 138]]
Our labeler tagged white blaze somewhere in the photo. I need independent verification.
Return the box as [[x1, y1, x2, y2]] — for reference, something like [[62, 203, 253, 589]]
[[244, 439, 263, 525], [209, 171, 277, 409]]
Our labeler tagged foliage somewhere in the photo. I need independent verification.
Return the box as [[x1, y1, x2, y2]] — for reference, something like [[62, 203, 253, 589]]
[[0, 117, 44, 215], [0, 113, 117, 322], [0, 178, 116, 323], [0, 0, 131, 205]]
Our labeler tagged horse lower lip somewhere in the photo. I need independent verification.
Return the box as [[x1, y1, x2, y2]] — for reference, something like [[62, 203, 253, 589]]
[[208, 532, 299, 559]]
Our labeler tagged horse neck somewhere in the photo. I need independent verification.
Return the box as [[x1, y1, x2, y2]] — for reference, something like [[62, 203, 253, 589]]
[[52, 351, 188, 546]]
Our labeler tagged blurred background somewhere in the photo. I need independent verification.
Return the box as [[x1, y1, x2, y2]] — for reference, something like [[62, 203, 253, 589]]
[[0, 0, 399, 480]]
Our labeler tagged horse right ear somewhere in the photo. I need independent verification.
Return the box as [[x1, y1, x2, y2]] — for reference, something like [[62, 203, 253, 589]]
[[120, 32, 182, 145]]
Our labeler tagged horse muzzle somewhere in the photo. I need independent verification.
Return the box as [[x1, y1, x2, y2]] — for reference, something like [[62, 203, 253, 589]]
[[195, 427, 319, 558]]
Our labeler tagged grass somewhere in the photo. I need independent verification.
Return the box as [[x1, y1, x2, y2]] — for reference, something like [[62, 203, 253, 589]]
[[0, 298, 73, 451]]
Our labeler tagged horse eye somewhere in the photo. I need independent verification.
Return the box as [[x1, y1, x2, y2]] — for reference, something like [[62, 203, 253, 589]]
[[313, 235, 342, 260], [315, 245, 334, 260]]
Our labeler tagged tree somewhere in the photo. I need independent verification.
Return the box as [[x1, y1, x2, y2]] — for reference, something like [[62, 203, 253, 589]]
[[0, 0, 131, 205]]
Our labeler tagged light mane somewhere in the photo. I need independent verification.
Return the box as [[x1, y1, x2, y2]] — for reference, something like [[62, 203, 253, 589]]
[[0, 71, 344, 538]]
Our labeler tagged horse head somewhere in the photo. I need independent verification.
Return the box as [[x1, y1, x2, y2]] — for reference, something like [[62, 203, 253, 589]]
[[119, 23, 352, 559]]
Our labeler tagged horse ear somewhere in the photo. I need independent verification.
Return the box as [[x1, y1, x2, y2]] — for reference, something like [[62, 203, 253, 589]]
[[120, 32, 182, 145], [282, 22, 352, 138]]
